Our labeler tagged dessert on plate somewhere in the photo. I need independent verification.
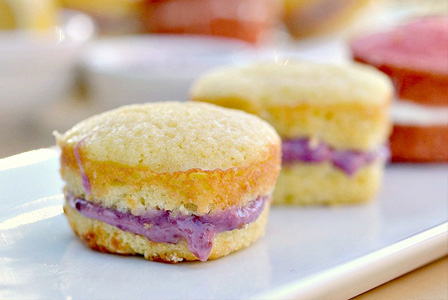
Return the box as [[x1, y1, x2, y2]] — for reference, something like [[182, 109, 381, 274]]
[[350, 16, 448, 162], [191, 61, 393, 205], [139, 0, 280, 44], [56, 101, 281, 262], [280, 0, 372, 38]]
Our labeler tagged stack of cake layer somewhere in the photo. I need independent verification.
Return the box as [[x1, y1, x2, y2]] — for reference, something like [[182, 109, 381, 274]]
[[191, 61, 393, 205], [351, 16, 448, 162], [56, 102, 281, 262]]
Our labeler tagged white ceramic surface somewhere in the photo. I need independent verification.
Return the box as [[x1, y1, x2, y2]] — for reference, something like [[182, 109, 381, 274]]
[[0, 149, 447, 299], [81, 35, 254, 110], [0, 10, 95, 114]]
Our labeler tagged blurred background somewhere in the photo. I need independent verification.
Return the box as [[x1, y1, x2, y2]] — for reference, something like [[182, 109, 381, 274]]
[[0, 0, 446, 158]]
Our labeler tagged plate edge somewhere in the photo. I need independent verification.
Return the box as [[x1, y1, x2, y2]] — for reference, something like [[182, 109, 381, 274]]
[[254, 222, 448, 300]]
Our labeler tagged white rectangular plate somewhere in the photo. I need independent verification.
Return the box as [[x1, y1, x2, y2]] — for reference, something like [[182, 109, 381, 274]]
[[1, 149, 447, 299]]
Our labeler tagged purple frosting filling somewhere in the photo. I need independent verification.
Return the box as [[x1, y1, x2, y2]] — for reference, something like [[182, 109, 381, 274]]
[[67, 192, 267, 261], [282, 138, 389, 176], [74, 140, 91, 196]]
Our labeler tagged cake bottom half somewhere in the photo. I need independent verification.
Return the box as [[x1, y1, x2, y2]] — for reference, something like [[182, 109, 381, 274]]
[[390, 124, 448, 162], [274, 161, 384, 205], [64, 200, 270, 263]]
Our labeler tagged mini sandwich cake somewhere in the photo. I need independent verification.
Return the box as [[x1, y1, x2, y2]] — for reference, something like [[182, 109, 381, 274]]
[[351, 16, 448, 162], [191, 61, 393, 205], [55, 102, 281, 262]]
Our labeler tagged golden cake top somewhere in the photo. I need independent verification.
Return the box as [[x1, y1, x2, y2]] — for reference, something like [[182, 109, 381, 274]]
[[56, 101, 280, 173], [190, 60, 393, 108]]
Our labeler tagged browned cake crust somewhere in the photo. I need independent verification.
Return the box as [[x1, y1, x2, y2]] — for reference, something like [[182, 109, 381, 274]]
[[354, 56, 448, 107], [60, 143, 280, 215], [389, 124, 448, 162]]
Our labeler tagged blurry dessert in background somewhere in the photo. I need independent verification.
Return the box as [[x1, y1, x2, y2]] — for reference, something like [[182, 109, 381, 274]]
[[139, 0, 280, 44], [60, 0, 144, 34], [380, 0, 448, 20], [191, 61, 393, 205], [351, 16, 448, 162], [280, 0, 372, 38], [0, 0, 58, 31]]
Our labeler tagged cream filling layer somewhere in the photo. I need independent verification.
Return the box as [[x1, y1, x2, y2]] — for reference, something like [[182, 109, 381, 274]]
[[66, 191, 268, 261], [392, 99, 448, 126]]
